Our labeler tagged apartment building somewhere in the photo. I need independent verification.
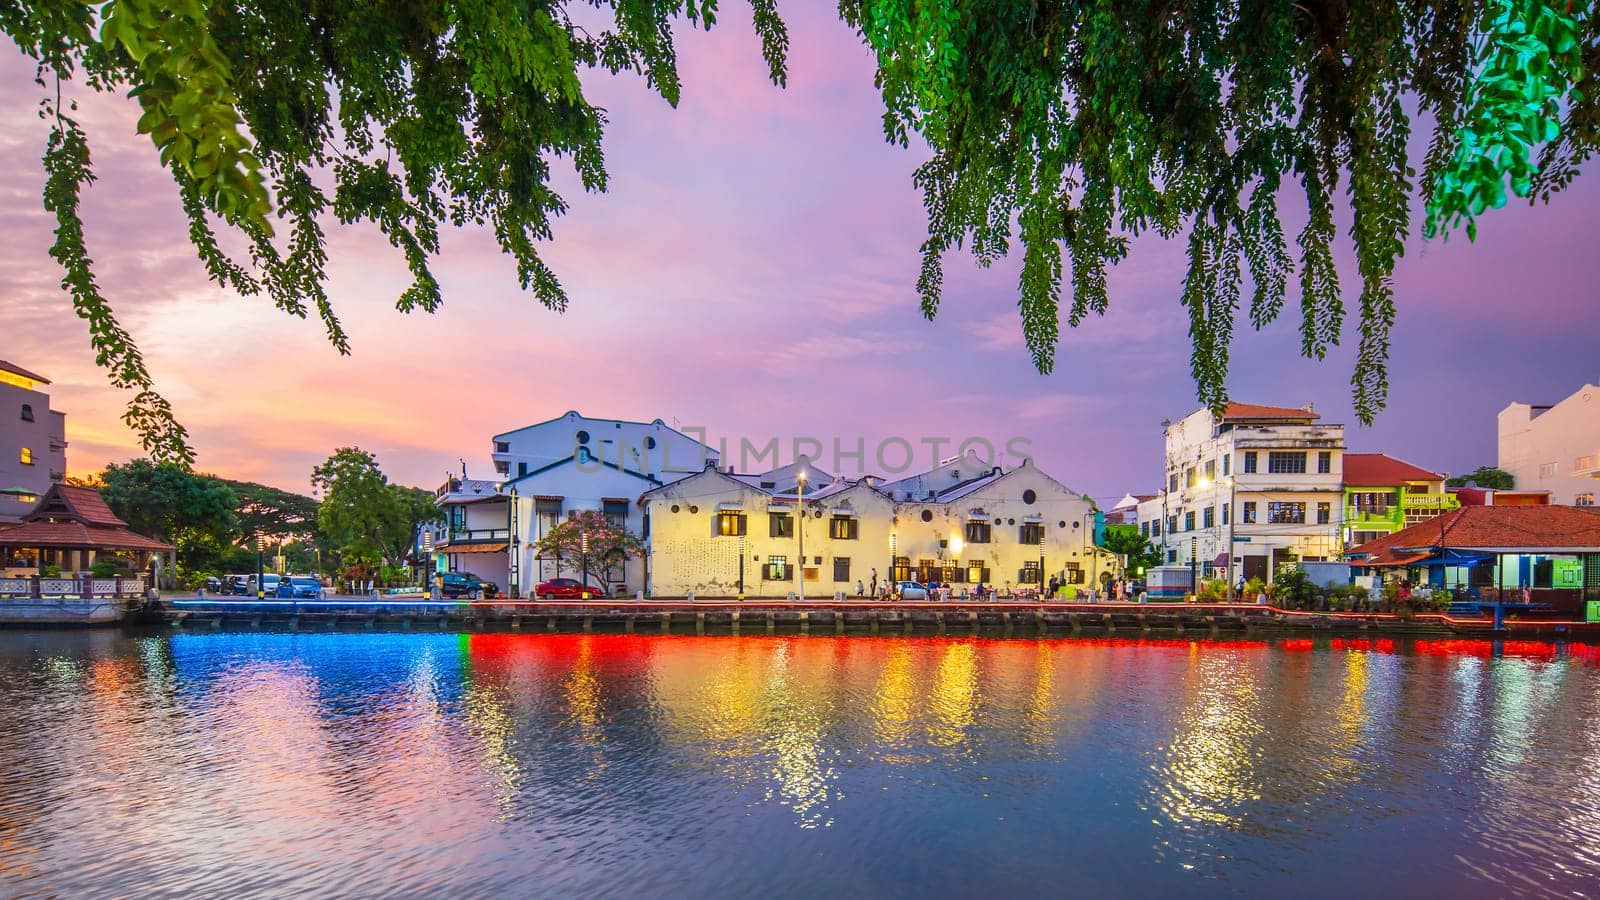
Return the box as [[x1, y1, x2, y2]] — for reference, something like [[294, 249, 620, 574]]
[[1499, 384, 1600, 507]]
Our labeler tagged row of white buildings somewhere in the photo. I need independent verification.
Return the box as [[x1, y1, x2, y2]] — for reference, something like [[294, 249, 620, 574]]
[[420, 411, 1111, 598]]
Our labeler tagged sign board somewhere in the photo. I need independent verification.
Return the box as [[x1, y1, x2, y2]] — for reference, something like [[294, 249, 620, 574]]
[[1233, 536, 1252, 543], [1588, 600, 1600, 624]]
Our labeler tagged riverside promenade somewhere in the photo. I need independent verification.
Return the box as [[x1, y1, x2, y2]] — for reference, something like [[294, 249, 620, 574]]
[[161, 596, 1600, 641]]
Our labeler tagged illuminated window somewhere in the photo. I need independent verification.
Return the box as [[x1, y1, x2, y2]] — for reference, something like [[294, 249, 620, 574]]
[[1268, 502, 1306, 524], [716, 511, 746, 536], [765, 556, 790, 580], [1268, 452, 1306, 474], [963, 520, 990, 543], [19, 404, 33, 422], [1577, 493, 1595, 506], [19, 448, 33, 466], [830, 516, 859, 540]]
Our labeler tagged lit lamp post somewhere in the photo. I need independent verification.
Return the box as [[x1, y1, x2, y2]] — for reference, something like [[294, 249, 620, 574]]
[[889, 532, 897, 599], [1039, 529, 1047, 599], [738, 534, 746, 601], [1198, 475, 1237, 601], [1083, 511, 1097, 597], [254, 532, 265, 599], [580, 531, 590, 599], [796, 471, 807, 602]]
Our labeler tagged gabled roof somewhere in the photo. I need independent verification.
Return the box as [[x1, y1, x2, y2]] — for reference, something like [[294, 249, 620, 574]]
[[737, 456, 832, 493], [1220, 402, 1319, 422], [0, 360, 49, 384], [1343, 452, 1444, 486], [639, 463, 761, 502], [1348, 505, 1600, 563], [27, 485, 126, 527], [491, 411, 719, 454], [500, 453, 662, 489]]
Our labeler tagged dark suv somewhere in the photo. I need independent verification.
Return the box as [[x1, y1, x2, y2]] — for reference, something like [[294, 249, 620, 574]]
[[439, 572, 498, 599]]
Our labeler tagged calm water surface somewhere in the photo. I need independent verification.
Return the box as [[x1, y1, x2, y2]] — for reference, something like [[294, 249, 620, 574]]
[[1, 631, 1598, 898]]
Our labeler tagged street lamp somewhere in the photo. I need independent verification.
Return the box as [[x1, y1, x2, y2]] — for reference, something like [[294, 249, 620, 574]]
[[254, 532, 264, 599], [580, 531, 590, 598], [796, 471, 807, 602], [1038, 527, 1046, 599], [1198, 475, 1237, 601], [738, 533, 746, 601], [1083, 511, 1097, 597]]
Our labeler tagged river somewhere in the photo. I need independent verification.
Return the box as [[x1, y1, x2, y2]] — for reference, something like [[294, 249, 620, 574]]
[[1, 631, 1597, 898]]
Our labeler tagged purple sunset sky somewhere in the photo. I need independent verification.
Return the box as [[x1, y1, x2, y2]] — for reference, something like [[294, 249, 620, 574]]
[[1, 5, 1596, 505]]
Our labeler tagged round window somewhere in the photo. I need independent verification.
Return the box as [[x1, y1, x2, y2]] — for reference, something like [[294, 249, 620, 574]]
[[671, 504, 680, 513], [1022, 489, 1037, 505], [576, 429, 590, 444], [921, 510, 933, 522], [645, 436, 657, 449], [689, 505, 699, 514], [814, 509, 823, 518]]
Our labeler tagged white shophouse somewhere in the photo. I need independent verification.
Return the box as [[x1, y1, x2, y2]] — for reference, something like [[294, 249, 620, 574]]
[[1139, 402, 1345, 584], [641, 451, 1105, 598], [491, 411, 718, 597], [1498, 384, 1600, 507]]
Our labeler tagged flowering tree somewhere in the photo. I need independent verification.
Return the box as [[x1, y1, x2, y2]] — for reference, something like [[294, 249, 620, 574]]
[[533, 510, 643, 596]]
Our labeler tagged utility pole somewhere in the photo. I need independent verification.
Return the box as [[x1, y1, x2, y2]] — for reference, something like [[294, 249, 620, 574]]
[[796, 471, 807, 602]]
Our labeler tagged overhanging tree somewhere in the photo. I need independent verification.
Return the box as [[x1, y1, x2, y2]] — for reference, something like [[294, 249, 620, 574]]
[[311, 447, 438, 567], [4, 0, 1595, 460]]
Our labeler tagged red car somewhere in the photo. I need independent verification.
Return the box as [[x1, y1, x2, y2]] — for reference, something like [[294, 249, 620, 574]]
[[535, 578, 604, 600]]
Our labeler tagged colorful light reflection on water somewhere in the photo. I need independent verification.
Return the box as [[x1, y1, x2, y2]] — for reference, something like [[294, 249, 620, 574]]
[[1, 631, 1598, 897]]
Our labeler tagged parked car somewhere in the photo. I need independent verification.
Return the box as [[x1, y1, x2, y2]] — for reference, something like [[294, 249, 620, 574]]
[[276, 575, 324, 600], [534, 577, 605, 600], [202, 576, 223, 594], [223, 575, 251, 595], [438, 572, 498, 599], [246, 574, 282, 597], [895, 581, 929, 601]]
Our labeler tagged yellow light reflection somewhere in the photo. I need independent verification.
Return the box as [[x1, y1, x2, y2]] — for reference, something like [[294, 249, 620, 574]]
[[1155, 650, 1264, 828], [927, 642, 978, 750]]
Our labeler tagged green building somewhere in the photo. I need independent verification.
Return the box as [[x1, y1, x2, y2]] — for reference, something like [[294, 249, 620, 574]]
[[1343, 452, 1459, 548]]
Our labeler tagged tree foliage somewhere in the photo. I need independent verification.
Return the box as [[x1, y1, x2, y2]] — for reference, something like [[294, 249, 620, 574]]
[[311, 447, 439, 566], [1446, 464, 1516, 489], [4, 0, 788, 462], [99, 458, 238, 566], [839, 0, 1597, 423], [5, 0, 1597, 456], [1098, 523, 1161, 575], [534, 509, 642, 592], [221, 477, 320, 541]]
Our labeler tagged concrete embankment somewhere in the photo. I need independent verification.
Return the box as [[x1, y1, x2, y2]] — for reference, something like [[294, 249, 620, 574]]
[[158, 598, 1600, 641]]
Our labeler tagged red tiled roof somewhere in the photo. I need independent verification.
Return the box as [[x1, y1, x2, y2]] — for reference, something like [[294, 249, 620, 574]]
[[35, 485, 127, 527], [1349, 506, 1600, 564], [0, 359, 49, 384], [0, 520, 173, 552], [1343, 452, 1444, 486], [1220, 402, 1319, 421]]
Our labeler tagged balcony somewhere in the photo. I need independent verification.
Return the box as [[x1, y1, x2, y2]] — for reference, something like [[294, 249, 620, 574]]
[[1400, 493, 1459, 512], [1345, 505, 1402, 529], [1576, 454, 1600, 478], [439, 527, 509, 547]]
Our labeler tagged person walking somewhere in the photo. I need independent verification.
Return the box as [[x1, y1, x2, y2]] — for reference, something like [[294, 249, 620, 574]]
[[869, 568, 878, 598], [856, 579, 865, 598]]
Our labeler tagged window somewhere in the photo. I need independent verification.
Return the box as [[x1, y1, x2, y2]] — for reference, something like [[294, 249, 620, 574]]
[[1204, 459, 1216, 481], [1352, 491, 1398, 514], [1222, 453, 1231, 476], [494, 441, 509, 453], [19, 403, 33, 422], [965, 520, 992, 543], [830, 516, 859, 540], [1019, 560, 1042, 584], [833, 557, 851, 582], [1185, 467, 1196, 488], [1577, 493, 1596, 506], [1268, 452, 1306, 474], [1317, 451, 1332, 474], [966, 561, 992, 583], [1242, 502, 1257, 524], [770, 513, 793, 537], [1184, 511, 1195, 531], [1243, 452, 1258, 473], [766, 555, 790, 580], [516, 462, 528, 477], [1202, 506, 1214, 528], [19, 448, 33, 466], [1317, 501, 1331, 524], [1022, 489, 1037, 505], [717, 511, 747, 536], [892, 556, 911, 582], [1222, 503, 1229, 525], [1268, 502, 1306, 524], [1140, 521, 1150, 537], [1167, 549, 1178, 564], [1152, 519, 1162, 536], [1169, 472, 1178, 492], [1540, 462, 1558, 478], [1166, 515, 1178, 534], [1020, 523, 1045, 545], [603, 499, 630, 529]]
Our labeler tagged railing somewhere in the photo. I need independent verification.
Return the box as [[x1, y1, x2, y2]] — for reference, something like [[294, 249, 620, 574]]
[[441, 528, 510, 544], [0, 576, 147, 599]]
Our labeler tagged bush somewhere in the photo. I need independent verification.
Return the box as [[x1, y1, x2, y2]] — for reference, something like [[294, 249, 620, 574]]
[[90, 560, 120, 578], [41, 563, 61, 577], [1273, 568, 1321, 610], [1197, 577, 1229, 601]]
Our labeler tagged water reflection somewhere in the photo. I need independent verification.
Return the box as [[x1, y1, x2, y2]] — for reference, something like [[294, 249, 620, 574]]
[[0, 632, 1596, 897]]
